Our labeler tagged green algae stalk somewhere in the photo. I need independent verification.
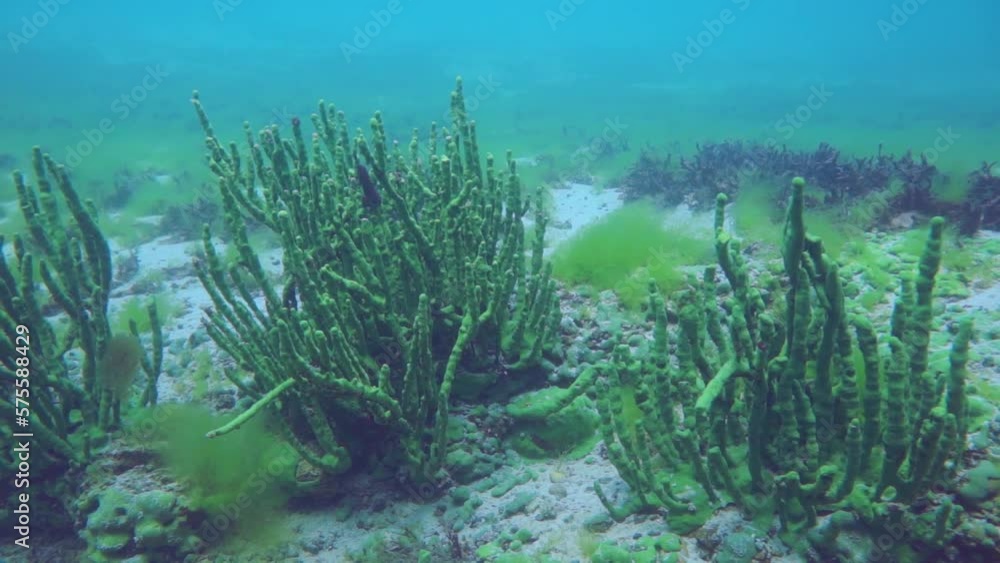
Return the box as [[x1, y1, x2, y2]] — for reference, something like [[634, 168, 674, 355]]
[[191, 78, 558, 482], [205, 378, 297, 439], [581, 176, 973, 547]]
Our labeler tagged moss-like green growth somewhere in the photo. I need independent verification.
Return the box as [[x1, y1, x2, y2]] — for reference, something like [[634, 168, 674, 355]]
[[588, 533, 682, 563], [96, 334, 143, 401], [189, 350, 214, 401], [577, 530, 601, 559], [508, 393, 600, 459], [973, 380, 1000, 415], [97, 210, 158, 247], [114, 294, 175, 334], [732, 178, 784, 246], [841, 238, 902, 293], [889, 223, 998, 288], [551, 202, 713, 307], [472, 527, 555, 563], [957, 457, 1000, 506], [857, 290, 884, 310], [931, 163, 973, 204], [841, 178, 904, 228], [131, 404, 297, 543], [801, 207, 853, 258], [79, 487, 200, 562]]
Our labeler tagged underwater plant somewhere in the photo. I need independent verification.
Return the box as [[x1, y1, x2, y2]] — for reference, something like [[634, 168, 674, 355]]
[[550, 202, 714, 308], [616, 140, 1000, 235], [189, 77, 559, 489], [1, 149, 162, 434], [158, 184, 221, 241], [617, 148, 679, 205], [611, 180, 971, 554], [96, 334, 143, 401], [114, 293, 174, 336], [960, 161, 1000, 234], [0, 148, 163, 540], [143, 404, 296, 534], [528, 177, 976, 557]]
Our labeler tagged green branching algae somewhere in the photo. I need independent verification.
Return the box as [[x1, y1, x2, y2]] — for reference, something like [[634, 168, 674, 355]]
[[542, 177, 976, 557], [190, 77, 559, 485]]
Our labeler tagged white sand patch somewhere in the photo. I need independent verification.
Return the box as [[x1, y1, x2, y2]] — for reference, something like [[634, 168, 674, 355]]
[[956, 229, 1000, 312], [132, 214, 164, 226], [531, 185, 726, 263], [538, 183, 623, 253], [953, 283, 1000, 313], [117, 235, 200, 272], [0, 200, 18, 223], [661, 201, 731, 240]]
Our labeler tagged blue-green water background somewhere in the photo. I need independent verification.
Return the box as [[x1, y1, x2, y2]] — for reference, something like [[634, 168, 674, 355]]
[[1, 0, 997, 208], [0, 3, 997, 560]]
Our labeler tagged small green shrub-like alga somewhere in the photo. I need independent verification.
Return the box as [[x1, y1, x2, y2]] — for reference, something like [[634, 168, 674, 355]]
[[132, 404, 297, 538], [551, 202, 713, 307]]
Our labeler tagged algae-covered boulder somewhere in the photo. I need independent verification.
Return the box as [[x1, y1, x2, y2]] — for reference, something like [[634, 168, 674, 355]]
[[80, 488, 200, 562], [446, 448, 500, 484], [588, 533, 682, 563], [506, 380, 601, 459], [958, 457, 1000, 507]]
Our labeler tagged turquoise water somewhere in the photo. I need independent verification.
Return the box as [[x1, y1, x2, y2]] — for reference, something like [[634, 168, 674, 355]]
[[2, 0, 998, 189], [1, 1, 998, 562]]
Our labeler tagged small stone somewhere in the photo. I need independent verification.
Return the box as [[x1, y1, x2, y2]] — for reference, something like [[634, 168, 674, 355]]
[[535, 503, 558, 521], [584, 513, 614, 533], [502, 491, 537, 517]]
